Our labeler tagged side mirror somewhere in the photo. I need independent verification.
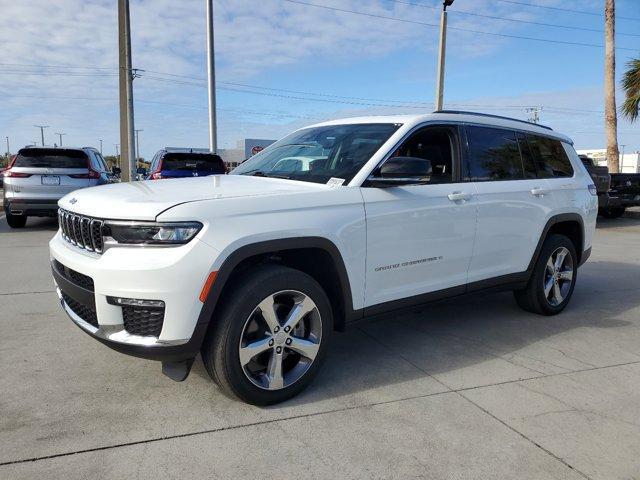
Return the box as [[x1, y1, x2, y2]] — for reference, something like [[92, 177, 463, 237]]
[[368, 157, 432, 187], [136, 167, 147, 176], [112, 166, 122, 175]]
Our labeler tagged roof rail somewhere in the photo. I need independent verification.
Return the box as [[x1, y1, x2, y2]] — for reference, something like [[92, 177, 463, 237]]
[[434, 110, 553, 131]]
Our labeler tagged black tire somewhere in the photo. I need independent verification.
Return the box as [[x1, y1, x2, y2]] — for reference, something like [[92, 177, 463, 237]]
[[599, 207, 626, 219], [514, 234, 577, 315], [4, 208, 27, 228], [201, 264, 333, 405]]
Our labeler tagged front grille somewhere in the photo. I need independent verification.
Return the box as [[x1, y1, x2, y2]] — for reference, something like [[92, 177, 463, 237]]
[[122, 306, 165, 337], [53, 259, 94, 291], [58, 208, 104, 253], [62, 292, 98, 328]]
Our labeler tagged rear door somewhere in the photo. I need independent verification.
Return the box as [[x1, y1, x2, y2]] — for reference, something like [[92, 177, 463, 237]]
[[464, 126, 555, 283], [8, 149, 91, 201]]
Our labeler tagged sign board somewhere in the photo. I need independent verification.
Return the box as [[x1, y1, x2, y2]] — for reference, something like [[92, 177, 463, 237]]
[[244, 139, 276, 158]]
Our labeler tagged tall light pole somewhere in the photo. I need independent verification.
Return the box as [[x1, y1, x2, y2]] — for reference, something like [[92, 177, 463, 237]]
[[134, 129, 143, 163], [434, 0, 454, 111], [206, 0, 218, 153], [114, 144, 120, 157], [99, 139, 103, 154], [5, 136, 9, 156], [55, 132, 66, 146], [34, 125, 49, 146], [118, 0, 136, 181]]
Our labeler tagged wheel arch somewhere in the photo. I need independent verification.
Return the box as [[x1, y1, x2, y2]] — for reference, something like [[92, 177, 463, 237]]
[[527, 213, 586, 272], [196, 237, 359, 346]]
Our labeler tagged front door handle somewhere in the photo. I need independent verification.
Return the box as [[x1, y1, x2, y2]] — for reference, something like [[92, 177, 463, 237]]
[[448, 191, 471, 202], [530, 187, 549, 196]]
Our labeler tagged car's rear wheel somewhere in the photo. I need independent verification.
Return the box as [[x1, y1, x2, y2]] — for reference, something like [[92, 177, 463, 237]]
[[599, 206, 626, 219], [201, 265, 332, 405], [4, 208, 27, 228], [514, 234, 577, 315]]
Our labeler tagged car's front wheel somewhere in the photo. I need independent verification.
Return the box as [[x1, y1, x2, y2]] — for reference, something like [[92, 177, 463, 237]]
[[201, 265, 333, 405], [514, 234, 577, 315]]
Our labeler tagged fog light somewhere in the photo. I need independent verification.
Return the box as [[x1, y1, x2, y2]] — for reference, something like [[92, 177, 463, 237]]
[[107, 296, 165, 308]]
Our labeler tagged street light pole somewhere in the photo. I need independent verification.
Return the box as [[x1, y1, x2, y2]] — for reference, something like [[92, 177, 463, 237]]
[[206, 0, 218, 153], [55, 132, 66, 147], [99, 139, 103, 154], [34, 125, 49, 146], [5, 136, 9, 156], [434, 0, 454, 111]]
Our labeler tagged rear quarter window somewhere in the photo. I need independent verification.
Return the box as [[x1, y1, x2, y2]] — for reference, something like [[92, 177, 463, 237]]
[[526, 135, 574, 178], [14, 149, 88, 169]]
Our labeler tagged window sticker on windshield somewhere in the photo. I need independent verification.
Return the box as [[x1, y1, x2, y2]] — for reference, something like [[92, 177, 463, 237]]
[[327, 177, 345, 187]]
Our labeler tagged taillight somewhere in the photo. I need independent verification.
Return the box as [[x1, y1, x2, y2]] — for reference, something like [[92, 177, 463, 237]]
[[3, 170, 32, 178], [588, 184, 597, 196], [70, 169, 100, 179], [151, 172, 163, 180]]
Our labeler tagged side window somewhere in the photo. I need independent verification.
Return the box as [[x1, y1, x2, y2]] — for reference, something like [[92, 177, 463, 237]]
[[95, 153, 108, 172], [516, 132, 537, 179], [391, 126, 456, 184], [527, 134, 574, 178], [466, 126, 524, 181]]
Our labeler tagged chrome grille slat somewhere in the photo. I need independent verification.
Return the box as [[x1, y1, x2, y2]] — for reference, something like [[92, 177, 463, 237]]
[[58, 208, 105, 254]]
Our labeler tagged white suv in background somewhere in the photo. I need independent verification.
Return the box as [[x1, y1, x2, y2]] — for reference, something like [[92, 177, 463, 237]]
[[50, 111, 597, 405]]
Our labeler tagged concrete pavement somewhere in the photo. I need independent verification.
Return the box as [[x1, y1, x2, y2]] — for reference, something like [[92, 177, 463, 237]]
[[1, 211, 639, 479]]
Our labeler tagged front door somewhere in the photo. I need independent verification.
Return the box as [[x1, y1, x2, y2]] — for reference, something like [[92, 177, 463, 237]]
[[361, 125, 478, 308]]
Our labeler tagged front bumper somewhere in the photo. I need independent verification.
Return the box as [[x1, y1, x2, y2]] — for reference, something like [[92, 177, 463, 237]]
[[50, 230, 219, 361]]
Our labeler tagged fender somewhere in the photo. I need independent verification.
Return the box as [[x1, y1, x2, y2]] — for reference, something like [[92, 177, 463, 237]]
[[195, 236, 359, 341], [526, 213, 586, 272]]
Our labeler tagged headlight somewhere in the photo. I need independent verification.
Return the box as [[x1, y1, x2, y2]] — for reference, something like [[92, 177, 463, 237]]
[[104, 221, 202, 246]]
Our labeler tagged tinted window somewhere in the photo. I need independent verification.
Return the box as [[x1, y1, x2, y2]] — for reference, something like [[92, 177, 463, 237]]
[[466, 126, 523, 181], [161, 153, 226, 173], [516, 132, 537, 179], [14, 149, 88, 168], [391, 127, 455, 184], [232, 123, 400, 184], [527, 135, 574, 178]]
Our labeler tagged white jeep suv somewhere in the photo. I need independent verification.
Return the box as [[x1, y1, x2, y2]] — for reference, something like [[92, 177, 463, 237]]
[[50, 111, 597, 405]]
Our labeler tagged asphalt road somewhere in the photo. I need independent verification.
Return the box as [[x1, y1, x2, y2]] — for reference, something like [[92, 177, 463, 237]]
[[1, 210, 640, 479]]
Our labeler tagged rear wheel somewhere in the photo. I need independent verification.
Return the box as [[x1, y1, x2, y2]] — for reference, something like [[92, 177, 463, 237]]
[[4, 208, 27, 228], [201, 265, 333, 405], [599, 206, 626, 219], [514, 234, 577, 315]]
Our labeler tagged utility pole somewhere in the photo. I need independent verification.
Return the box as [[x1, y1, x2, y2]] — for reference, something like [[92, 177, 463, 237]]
[[5, 136, 9, 156], [134, 129, 143, 164], [99, 139, 103, 154], [34, 125, 49, 146], [114, 144, 120, 157], [620, 144, 626, 167], [525, 106, 542, 124], [206, 0, 218, 152], [118, 0, 136, 181], [55, 132, 66, 146], [434, 0, 454, 111]]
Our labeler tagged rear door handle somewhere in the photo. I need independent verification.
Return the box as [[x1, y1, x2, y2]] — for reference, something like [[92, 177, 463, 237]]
[[447, 191, 471, 202], [530, 187, 549, 196]]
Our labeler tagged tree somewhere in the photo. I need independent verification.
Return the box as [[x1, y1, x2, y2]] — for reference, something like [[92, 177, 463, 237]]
[[604, 0, 620, 173], [622, 58, 640, 123]]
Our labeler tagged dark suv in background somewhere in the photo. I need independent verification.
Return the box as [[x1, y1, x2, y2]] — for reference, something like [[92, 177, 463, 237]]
[[146, 148, 226, 180], [579, 155, 622, 218]]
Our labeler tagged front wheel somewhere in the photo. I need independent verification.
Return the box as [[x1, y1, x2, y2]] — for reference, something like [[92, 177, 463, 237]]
[[514, 234, 577, 315], [201, 265, 333, 405]]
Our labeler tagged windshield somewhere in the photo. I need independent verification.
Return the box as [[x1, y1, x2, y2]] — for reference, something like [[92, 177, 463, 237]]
[[14, 149, 88, 168], [162, 153, 226, 173], [231, 123, 401, 184]]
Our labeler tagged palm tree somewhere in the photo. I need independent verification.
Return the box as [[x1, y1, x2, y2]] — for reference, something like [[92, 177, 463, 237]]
[[605, 0, 620, 173], [622, 58, 640, 122]]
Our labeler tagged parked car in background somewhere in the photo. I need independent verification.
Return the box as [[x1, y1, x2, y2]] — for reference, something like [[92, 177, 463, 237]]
[[3, 146, 116, 228], [578, 155, 622, 218], [147, 148, 226, 180], [609, 172, 640, 218], [51, 111, 596, 405]]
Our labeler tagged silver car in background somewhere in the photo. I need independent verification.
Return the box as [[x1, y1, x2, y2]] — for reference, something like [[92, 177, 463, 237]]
[[2, 146, 117, 228]]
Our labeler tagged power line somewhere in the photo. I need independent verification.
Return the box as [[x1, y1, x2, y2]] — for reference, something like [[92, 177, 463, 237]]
[[282, 0, 637, 52], [388, 0, 640, 37], [495, 0, 640, 22]]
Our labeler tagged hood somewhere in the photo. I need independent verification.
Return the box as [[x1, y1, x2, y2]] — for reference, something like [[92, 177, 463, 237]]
[[58, 175, 329, 220]]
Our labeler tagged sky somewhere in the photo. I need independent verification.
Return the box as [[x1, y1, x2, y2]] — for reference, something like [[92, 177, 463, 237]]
[[0, 0, 638, 161]]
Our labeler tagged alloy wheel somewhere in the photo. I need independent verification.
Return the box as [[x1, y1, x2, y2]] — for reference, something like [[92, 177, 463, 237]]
[[238, 290, 322, 390], [543, 246, 574, 307]]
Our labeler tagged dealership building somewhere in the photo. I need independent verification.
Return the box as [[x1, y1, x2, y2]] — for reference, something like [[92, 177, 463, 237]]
[[219, 138, 276, 168]]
